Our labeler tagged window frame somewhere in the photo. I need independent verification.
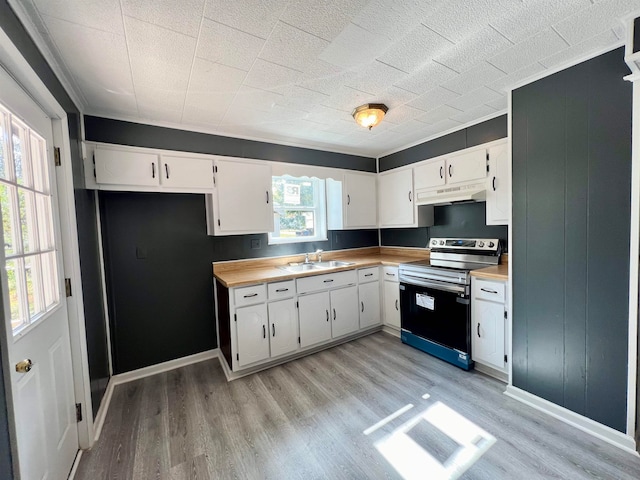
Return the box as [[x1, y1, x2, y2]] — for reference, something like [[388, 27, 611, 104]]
[[268, 175, 328, 245]]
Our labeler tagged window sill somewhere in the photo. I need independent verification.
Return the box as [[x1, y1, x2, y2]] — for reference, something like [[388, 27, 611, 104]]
[[268, 236, 328, 246]]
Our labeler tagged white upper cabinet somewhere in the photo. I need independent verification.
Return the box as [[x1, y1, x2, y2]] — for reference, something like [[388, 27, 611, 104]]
[[94, 145, 160, 187], [378, 168, 414, 227], [210, 157, 274, 235], [344, 172, 377, 228], [160, 155, 214, 190], [327, 172, 377, 229], [446, 149, 487, 185], [414, 160, 446, 191], [486, 142, 509, 225]]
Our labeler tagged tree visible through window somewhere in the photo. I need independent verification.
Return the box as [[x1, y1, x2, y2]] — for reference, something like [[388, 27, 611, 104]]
[[269, 175, 327, 244]]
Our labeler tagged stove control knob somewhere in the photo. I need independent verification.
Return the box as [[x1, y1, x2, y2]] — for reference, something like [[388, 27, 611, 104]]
[[431, 240, 437, 245], [439, 240, 444, 245], [478, 241, 484, 247], [488, 242, 495, 248]]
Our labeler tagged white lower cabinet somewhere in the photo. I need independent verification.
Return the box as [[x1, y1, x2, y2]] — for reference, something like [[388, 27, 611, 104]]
[[331, 285, 360, 338], [267, 298, 299, 358], [298, 291, 332, 348], [235, 303, 270, 367], [359, 280, 381, 328], [382, 267, 400, 329], [471, 278, 507, 373]]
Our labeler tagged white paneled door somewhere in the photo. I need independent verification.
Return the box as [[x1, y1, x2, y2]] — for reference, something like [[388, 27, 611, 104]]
[[0, 70, 78, 479]]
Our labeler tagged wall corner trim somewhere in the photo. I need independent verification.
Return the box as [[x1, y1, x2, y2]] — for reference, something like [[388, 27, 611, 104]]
[[504, 385, 638, 455]]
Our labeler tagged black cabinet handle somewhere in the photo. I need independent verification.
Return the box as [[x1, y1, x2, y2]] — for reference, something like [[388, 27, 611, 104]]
[[326, 310, 329, 322], [152, 163, 155, 178], [263, 325, 266, 338], [408, 191, 412, 202], [448, 165, 452, 177], [477, 323, 481, 338], [272, 324, 275, 337], [386, 272, 396, 277], [266, 191, 269, 204], [275, 288, 289, 292], [492, 176, 496, 191], [165, 163, 169, 179], [323, 279, 334, 283], [347, 194, 351, 205], [440, 166, 443, 179], [333, 308, 336, 320], [480, 288, 498, 294], [243, 293, 258, 298], [361, 301, 364, 312], [395, 299, 398, 311], [364, 273, 373, 277]]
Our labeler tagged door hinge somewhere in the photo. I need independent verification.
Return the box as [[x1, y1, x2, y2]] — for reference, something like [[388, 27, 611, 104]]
[[75, 403, 82, 422], [65, 278, 72, 297], [54, 147, 61, 166], [504, 354, 508, 363], [234, 313, 237, 322]]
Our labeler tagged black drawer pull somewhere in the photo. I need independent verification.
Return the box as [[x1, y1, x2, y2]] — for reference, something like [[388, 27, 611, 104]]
[[347, 194, 351, 205], [333, 308, 336, 320], [152, 163, 155, 178], [243, 293, 259, 298], [272, 324, 275, 337], [165, 163, 169, 179], [492, 176, 496, 191], [477, 323, 481, 338], [361, 301, 364, 312], [439, 166, 443, 179], [448, 164, 452, 177], [323, 279, 334, 283], [364, 273, 373, 277], [326, 310, 329, 322], [386, 272, 396, 276], [480, 288, 498, 294], [263, 325, 266, 339], [275, 288, 289, 292], [395, 299, 398, 311]]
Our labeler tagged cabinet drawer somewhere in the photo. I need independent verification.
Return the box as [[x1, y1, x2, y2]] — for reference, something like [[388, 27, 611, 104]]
[[358, 267, 379, 283], [297, 270, 357, 294], [268, 280, 296, 299], [473, 279, 505, 303], [234, 284, 267, 307], [382, 266, 399, 282]]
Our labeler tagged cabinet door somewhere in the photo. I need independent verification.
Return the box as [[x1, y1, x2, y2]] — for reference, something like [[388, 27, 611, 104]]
[[486, 143, 509, 225], [446, 149, 487, 185], [298, 292, 332, 348], [344, 172, 377, 228], [414, 159, 445, 191], [268, 299, 299, 358], [160, 155, 214, 190], [236, 304, 270, 367], [379, 168, 414, 227], [383, 281, 400, 328], [214, 159, 273, 234], [330, 285, 359, 338], [359, 281, 381, 328], [472, 299, 506, 371], [95, 146, 159, 186]]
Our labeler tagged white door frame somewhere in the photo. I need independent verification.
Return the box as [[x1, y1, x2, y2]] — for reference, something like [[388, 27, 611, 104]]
[[0, 24, 96, 452]]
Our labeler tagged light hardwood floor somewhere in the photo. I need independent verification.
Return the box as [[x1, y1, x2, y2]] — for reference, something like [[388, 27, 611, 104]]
[[75, 332, 640, 479]]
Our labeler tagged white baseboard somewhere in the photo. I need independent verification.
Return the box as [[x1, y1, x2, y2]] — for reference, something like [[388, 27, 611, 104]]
[[381, 325, 401, 338], [110, 349, 219, 386], [91, 349, 218, 443], [505, 385, 638, 455]]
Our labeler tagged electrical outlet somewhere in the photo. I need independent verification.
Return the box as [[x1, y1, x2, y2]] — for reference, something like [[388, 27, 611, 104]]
[[250, 238, 261, 249]]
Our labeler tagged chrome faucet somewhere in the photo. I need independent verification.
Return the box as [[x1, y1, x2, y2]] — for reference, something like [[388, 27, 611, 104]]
[[315, 249, 323, 262], [304, 253, 310, 264]]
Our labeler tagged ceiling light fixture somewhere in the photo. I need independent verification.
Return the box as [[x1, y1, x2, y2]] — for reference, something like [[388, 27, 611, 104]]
[[352, 103, 388, 130]]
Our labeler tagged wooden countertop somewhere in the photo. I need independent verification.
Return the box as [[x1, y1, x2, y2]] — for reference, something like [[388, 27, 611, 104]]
[[213, 247, 429, 288], [470, 256, 509, 281]]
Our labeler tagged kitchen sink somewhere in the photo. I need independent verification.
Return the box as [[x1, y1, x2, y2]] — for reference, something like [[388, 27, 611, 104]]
[[278, 260, 356, 273]]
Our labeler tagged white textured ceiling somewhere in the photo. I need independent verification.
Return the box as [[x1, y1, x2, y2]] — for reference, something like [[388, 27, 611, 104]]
[[13, 0, 640, 157]]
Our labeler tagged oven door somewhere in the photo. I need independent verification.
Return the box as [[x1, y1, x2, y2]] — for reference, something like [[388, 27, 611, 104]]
[[399, 277, 470, 354]]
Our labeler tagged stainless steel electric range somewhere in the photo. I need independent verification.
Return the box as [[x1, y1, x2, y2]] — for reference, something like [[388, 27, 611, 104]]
[[398, 238, 502, 370]]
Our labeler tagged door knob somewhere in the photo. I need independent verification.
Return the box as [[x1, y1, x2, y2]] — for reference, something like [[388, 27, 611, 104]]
[[15, 359, 33, 373]]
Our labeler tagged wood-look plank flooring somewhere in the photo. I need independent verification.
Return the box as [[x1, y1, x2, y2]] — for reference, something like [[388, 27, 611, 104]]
[[75, 333, 640, 479]]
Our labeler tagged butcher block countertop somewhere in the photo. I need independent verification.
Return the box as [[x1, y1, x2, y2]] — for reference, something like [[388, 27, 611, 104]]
[[213, 247, 429, 288], [470, 254, 509, 281]]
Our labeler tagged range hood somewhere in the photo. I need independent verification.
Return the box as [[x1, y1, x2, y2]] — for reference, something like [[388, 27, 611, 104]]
[[415, 181, 487, 206]]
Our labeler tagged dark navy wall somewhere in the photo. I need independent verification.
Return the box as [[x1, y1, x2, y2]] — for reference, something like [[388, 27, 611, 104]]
[[512, 47, 631, 433], [379, 115, 507, 171], [380, 202, 508, 250], [99, 191, 377, 373], [84, 116, 376, 173]]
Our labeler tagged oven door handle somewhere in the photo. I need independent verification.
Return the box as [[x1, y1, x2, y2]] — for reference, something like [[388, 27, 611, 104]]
[[400, 275, 467, 294]]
